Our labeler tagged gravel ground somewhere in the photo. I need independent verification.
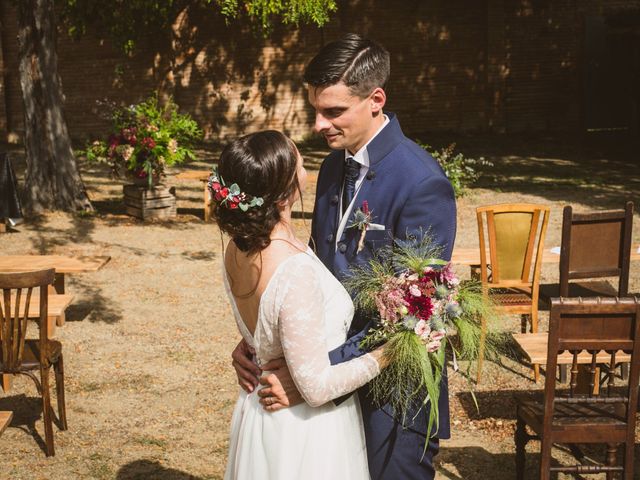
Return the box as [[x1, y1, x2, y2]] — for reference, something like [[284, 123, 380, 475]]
[[0, 134, 638, 479]]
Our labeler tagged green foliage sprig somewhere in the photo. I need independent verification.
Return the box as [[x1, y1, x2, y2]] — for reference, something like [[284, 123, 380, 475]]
[[61, 0, 337, 54], [418, 142, 493, 197]]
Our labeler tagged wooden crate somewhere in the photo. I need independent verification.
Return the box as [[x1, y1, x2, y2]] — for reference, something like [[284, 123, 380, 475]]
[[123, 184, 177, 219]]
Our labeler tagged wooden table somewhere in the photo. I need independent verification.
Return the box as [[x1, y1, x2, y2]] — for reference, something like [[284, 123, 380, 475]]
[[0, 411, 12, 437], [451, 244, 640, 266], [0, 255, 111, 294], [512, 332, 631, 393]]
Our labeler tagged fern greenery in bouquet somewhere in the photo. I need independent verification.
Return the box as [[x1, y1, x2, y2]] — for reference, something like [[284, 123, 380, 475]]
[[84, 94, 202, 187], [344, 233, 504, 439]]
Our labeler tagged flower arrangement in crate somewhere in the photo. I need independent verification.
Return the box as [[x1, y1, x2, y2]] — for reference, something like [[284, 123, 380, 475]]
[[85, 94, 202, 187]]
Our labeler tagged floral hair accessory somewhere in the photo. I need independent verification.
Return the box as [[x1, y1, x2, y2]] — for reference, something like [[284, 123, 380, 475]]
[[207, 168, 264, 212]]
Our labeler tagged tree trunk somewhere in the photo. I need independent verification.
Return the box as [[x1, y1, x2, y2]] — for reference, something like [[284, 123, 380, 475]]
[[16, 0, 92, 213]]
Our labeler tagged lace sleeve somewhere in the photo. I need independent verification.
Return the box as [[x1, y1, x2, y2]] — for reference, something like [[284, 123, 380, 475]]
[[276, 257, 380, 407]]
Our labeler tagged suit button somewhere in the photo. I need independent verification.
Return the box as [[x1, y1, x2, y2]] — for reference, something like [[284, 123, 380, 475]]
[[338, 242, 347, 253], [326, 234, 334, 242], [330, 195, 339, 205]]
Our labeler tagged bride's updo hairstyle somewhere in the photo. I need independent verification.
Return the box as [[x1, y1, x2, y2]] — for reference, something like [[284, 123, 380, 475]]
[[214, 130, 301, 255]]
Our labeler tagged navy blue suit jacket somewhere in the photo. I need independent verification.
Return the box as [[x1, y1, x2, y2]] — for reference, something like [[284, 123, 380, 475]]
[[311, 113, 457, 439]]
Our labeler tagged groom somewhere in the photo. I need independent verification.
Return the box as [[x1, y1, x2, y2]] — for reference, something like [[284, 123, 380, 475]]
[[232, 34, 456, 479]]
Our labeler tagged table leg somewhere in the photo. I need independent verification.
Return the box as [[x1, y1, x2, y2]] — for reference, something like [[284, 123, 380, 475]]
[[0, 219, 6, 233], [50, 274, 66, 326], [203, 182, 211, 222], [1, 374, 12, 392], [52, 273, 65, 294], [48, 316, 57, 337]]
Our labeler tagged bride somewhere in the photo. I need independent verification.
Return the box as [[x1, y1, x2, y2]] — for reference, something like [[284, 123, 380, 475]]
[[212, 131, 386, 480]]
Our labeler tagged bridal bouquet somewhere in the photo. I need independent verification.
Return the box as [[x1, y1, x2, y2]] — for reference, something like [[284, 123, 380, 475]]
[[344, 233, 503, 439]]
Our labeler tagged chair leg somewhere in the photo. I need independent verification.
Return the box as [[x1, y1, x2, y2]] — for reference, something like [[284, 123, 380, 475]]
[[533, 364, 540, 383], [476, 315, 487, 384], [515, 415, 527, 480], [620, 362, 629, 381], [54, 355, 67, 431], [624, 440, 634, 480], [606, 443, 617, 480], [539, 438, 552, 480], [530, 310, 538, 333], [559, 364, 568, 384], [40, 366, 55, 456]]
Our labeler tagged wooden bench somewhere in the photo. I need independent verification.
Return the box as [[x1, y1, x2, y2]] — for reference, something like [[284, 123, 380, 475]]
[[0, 411, 12, 437]]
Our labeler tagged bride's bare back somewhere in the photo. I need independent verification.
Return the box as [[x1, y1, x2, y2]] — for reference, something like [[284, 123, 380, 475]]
[[223, 238, 307, 336]]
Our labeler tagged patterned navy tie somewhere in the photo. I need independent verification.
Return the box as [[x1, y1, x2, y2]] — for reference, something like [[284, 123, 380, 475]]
[[342, 157, 361, 216]]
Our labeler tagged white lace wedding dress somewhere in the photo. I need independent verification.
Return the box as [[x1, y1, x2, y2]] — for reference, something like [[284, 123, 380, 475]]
[[223, 249, 380, 480]]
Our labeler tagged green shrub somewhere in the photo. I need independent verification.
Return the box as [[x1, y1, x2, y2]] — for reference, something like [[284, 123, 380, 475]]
[[419, 142, 492, 197]]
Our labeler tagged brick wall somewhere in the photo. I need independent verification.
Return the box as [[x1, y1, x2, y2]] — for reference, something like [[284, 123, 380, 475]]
[[0, 0, 637, 143]]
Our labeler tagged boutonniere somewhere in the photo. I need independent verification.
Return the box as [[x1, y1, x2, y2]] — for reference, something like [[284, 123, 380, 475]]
[[348, 200, 374, 254]]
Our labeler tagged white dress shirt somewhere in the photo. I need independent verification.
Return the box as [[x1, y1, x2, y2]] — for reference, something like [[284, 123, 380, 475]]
[[335, 114, 390, 247]]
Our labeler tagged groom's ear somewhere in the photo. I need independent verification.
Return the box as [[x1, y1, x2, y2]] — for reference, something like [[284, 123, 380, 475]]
[[369, 87, 386, 114]]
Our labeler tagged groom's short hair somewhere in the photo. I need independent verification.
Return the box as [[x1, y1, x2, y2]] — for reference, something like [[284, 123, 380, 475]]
[[304, 33, 390, 98]]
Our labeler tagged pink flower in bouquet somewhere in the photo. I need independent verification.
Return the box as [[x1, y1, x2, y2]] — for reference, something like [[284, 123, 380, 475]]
[[426, 329, 446, 352], [375, 282, 407, 324], [409, 284, 422, 297], [440, 263, 459, 287], [414, 319, 430, 337]]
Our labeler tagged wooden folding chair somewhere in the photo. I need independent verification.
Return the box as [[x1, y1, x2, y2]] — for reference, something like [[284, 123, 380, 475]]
[[476, 203, 550, 382], [515, 297, 640, 479]]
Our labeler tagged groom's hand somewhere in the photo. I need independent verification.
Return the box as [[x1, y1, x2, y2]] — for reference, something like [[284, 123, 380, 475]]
[[258, 358, 303, 411], [231, 339, 261, 393]]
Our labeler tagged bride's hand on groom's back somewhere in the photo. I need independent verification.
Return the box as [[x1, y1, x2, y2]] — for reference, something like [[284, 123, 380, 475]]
[[231, 339, 261, 393], [258, 358, 304, 412]]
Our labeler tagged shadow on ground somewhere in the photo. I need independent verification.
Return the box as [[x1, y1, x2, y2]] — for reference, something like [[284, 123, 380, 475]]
[[438, 444, 640, 479], [116, 460, 208, 479]]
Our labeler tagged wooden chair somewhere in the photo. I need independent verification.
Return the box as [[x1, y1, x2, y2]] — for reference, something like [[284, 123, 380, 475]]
[[515, 297, 640, 480], [476, 203, 550, 382], [545, 201, 634, 383], [0, 269, 67, 456]]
